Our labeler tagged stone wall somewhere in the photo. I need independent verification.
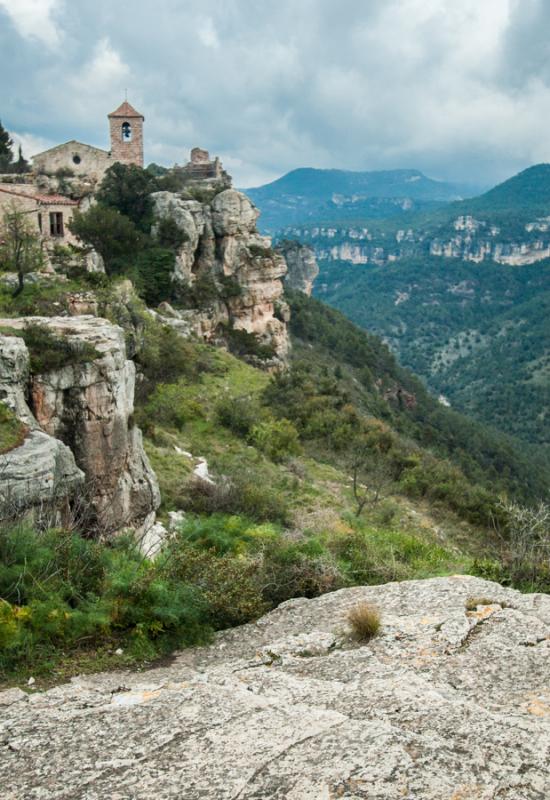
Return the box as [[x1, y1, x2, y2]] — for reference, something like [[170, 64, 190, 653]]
[[32, 141, 112, 183]]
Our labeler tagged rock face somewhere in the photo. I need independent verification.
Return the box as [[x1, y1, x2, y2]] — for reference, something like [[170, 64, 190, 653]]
[[0, 317, 160, 533], [276, 239, 320, 295], [2, 576, 549, 798], [151, 188, 290, 366]]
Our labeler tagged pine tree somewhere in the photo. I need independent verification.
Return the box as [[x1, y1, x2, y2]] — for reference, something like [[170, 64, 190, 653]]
[[14, 144, 30, 174], [0, 120, 14, 172]]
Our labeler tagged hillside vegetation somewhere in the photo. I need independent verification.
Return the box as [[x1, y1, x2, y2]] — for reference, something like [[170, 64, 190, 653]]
[[1, 163, 548, 687]]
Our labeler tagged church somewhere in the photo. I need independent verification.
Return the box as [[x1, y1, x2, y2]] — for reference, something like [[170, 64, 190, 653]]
[[0, 100, 145, 247], [32, 100, 145, 180]]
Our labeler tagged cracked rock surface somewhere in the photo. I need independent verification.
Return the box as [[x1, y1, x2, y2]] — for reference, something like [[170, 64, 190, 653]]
[[1, 575, 549, 799]]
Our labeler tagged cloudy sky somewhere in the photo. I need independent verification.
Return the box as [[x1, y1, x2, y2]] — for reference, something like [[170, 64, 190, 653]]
[[1, 0, 550, 187]]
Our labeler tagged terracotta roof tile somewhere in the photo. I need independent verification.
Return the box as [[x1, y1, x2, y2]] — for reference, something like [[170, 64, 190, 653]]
[[108, 100, 144, 119], [0, 186, 79, 206]]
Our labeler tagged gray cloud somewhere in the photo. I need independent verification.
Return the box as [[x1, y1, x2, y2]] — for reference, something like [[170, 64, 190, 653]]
[[1, 0, 550, 187]]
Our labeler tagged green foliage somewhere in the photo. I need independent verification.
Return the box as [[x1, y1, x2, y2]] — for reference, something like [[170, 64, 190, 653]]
[[215, 394, 264, 437], [0, 121, 14, 172], [69, 205, 144, 274], [133, 247, 175, 307], [154, 216, 189, 250], [226, 327, 277, 361], [2, 324, 99, 374], [96, 163, 159, 230], [0, 524, 211, 674], [175, 514, 279, 556], [250, 418, 302, 462], [0, 402, 26, 454], [179, 470, 291, 525], [0, 206, 44, 294], [138, 382, 204, 432], [135, 318, 214, 395]]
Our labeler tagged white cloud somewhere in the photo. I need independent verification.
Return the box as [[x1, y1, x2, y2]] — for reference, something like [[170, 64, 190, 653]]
[[10, 131, 55, 158], [198, 17, 219, 49], [2, 0, 550, 187], [0, 0, 62, 48]]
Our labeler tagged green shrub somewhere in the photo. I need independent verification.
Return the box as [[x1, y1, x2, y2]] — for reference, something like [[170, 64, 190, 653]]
[[215, 394, 264, 438], [0, 401, 26, 454], [161, 542, 267, 629], [137, 382, 204, 432], [227, 327, 277, 361], [250, 418, 302, 462], [175, 513, 279, 556], [1, 324, 99, 374], [178, 471, 291, 525]]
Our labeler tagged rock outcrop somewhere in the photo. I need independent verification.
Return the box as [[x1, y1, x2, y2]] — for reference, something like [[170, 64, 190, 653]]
[[151, 188, 290, 366], [276, 239, 319, 295], [0, 317, 160, 534], [2, 575, 549, 798]]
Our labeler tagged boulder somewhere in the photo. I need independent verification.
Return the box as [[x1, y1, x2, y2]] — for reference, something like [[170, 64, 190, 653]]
[[1, 576, 549, 798]]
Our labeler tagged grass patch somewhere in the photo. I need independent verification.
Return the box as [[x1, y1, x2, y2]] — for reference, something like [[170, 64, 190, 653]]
[[348, 602, 381, 641], [0, 402, 27, 454]]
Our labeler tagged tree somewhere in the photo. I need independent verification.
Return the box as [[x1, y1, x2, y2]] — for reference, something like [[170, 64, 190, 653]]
[[69, 204, 144, 275], [0, 121, 14, 172], [349, 440, 395, 517], [0, 206, 43, 296], [96, 163, 159, 229], [13, 145, 30, 174]]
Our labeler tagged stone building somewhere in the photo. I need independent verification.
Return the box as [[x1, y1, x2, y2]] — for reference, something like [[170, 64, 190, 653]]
[[31, 99, 145, 182], [0, 185, 80, 246], [180, 147, 231, 186], [0, 99, 145, 250]]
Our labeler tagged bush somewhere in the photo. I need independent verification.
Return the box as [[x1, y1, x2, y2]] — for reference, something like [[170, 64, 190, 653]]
[[0, 524, 211, 674], [137, 382, 204, 432], [215, 394, 264, 438], [2, 324, 99, 374], [69, 205, 144, 274], [250, 418, 302, 462], [0, 401, 26, 454], [227, 327, 277, 361], [347, 602, 381, 641], [178, 473, 291, 525]]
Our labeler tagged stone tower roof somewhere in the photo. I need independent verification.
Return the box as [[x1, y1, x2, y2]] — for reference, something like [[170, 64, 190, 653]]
[[108, 101, 144, 120]]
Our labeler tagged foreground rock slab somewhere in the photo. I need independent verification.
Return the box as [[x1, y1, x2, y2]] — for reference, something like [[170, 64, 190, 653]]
[[1, 576, 549, 799]]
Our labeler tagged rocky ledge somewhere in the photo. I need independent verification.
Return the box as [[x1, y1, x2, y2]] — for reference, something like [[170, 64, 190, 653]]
[[0, 316, 159, 534], [1, 575, 549, 799]]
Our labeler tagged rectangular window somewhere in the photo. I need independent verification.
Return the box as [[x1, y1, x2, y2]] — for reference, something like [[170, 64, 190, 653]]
[[49, 212, 64, 237]]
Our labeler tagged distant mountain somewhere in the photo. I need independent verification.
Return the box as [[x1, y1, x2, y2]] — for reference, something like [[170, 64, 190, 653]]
[[245, 167, 481, 232]]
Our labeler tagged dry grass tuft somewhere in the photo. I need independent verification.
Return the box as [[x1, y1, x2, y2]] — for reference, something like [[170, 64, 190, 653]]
[[348, 602, 381, 641]]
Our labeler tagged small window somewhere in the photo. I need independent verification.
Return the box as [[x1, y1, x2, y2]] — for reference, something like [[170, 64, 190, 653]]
[[37, 212, 42, 233], [49, 212, 64, 237], [121, 121, 132, 141], [72, 154, 81, 165]]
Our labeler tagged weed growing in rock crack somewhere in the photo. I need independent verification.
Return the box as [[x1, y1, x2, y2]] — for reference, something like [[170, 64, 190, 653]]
[[348, 602, 381, 641]]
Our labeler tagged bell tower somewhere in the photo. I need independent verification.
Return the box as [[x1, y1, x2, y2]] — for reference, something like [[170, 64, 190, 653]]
[[108, 100, 144, 168]]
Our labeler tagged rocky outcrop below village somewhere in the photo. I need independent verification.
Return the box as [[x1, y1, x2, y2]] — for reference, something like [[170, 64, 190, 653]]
[[1, 575, 549, 798], [151, 188, 290, 365], [276, 239, 319, 295], [0, 317, 159, 534]]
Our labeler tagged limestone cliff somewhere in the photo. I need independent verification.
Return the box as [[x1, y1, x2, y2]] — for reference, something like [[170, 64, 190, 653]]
[[1, 576, 549, 798], [0, 317, 159, 534], [283, 213, 550, 267], [151, 188, 290, 366], [276, 239, 319, 295]]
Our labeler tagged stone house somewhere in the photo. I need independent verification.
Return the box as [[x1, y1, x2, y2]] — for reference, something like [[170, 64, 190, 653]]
[[0, 185, 80, 246]]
